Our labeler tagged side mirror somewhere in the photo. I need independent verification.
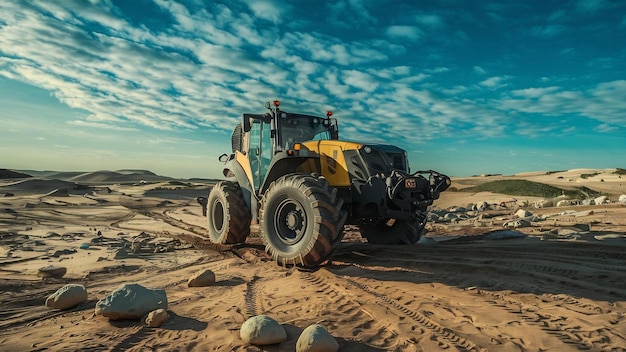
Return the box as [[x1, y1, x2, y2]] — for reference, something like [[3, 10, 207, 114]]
[[218, 153, 229, 162]]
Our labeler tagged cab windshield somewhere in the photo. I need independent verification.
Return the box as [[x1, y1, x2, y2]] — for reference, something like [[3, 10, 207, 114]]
[[281, 115, 336, 148]]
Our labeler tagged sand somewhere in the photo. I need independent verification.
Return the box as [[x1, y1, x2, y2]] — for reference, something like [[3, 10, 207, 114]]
[[1, 169, 625, 351]]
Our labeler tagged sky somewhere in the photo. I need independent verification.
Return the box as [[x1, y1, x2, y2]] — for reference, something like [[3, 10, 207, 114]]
[[1, 0, 625, 179]]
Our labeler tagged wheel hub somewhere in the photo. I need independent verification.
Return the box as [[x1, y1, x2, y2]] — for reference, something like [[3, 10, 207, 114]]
[[286, 211, 302, 230], [274, 199, 306, 244]]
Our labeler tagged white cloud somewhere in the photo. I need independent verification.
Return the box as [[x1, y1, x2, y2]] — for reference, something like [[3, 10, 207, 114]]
[[479, 76, 510, 89], [243, 0, 288, 23], [385, 25, 424, 41]]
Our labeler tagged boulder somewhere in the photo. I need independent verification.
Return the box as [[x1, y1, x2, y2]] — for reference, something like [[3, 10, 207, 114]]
[[503, 219, 531, 228], [95, 283, 167, 320], [581, 199, 595, 206], [187, 269, 216, 287], [240, 315, 287, 345], [145, 308, 169, 327], [594, 196, 608, 205], [38, 265, 67, 278], [45, 284, 88, 310], [619, 195, 626, 204], [556, 200, 573, 207], [296, 324, 339, 352], [515, 209, 532, 218]]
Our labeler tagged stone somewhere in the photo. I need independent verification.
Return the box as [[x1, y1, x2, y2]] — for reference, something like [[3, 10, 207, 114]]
[[187, 269, 216, 287], [515, 209, 532, 218], [503, 219, 531, 228], [95, 283, 167, 320], [45, 284, 88, 310], [145, 308, 169, 327], [556, 200, 573, 207], [619, 195, 626, 204], [594, 196, 608, 205], [38, 265, 67, 278], [296, 324, 339, 352], [240, 315, 287, 345]]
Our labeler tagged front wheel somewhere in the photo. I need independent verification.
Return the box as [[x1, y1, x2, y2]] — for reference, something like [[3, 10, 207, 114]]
[[206, 181, 251, 244], [259, 174, 347, 267], [359, 218, 426, 245]]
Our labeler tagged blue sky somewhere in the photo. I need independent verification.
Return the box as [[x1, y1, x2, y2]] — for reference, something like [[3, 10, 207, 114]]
[[1, 0, 625, 179]]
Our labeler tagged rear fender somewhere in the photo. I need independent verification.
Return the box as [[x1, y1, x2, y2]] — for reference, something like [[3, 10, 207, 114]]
[[223, 151, 258, 221]]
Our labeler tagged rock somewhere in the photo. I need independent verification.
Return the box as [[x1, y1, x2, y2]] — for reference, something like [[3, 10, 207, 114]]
[[476, 201, 489, 211], [187, 269, 216, 287], [50, 249, 77, 258], [619, 195, 626, 204], [145, 308, 169, 327], [503, 219, 531, 228], [556, 200, 573, 207], [79, 243, 90, 250], [95, 283, 167, 320], [581, 199, 595, 206], [114, 247, 130, 259], [45, 284, 88, 310], [38, 265, 67, 278], [426, 213, 440, 222], [594, 196, 608, 205], [515, 209, 532, 218], [240, 315, 287, 345], [296, 324, 339, 352]]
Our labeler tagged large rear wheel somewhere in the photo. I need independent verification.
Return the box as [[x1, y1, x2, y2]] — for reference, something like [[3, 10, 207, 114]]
[[359, 218, 426, 245], [206, 181, 251, 244], [259, 174, 347, 267]]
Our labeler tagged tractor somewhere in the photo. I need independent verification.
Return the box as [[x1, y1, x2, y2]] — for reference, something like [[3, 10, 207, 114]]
[[202, 100, 450, 267]]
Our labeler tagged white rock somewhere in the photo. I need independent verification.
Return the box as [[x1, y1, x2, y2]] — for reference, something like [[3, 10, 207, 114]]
[[187, 269, 216, 287], [296, 324, 339, 352], [145, 308, 169, 327], [556, 200, 572, 207], [95, 283, 167, 320], [619, 195, 626, 204], [515, 209, 532, 218], [45, 284, 88, 310], [594, 196, 608, 205], [240, 315, 287, 345]]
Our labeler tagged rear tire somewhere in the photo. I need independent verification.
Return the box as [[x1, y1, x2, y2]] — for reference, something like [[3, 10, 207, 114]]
[[259, 174, 347, 267], [206, 181, 251, 244], [359, 218, 426, 245]]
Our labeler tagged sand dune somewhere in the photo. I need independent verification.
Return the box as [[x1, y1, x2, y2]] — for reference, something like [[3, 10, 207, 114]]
[[0, 168, 625, 351]]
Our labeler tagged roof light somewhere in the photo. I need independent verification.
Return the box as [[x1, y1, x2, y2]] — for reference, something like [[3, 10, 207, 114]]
[[327, 111, 332, 117], [274, 100, 280, 107]]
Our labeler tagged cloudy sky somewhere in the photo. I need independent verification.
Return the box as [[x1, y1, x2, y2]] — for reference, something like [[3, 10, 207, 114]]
[[1, 0, 625, 179]]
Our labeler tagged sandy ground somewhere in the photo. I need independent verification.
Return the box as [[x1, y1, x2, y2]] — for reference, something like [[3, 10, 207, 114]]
[[1, 169, 626, 351]]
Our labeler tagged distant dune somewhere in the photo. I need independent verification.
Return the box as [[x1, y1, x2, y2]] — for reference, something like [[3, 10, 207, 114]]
[[0, 169, 33, 179], [68, 171, 169, 184]]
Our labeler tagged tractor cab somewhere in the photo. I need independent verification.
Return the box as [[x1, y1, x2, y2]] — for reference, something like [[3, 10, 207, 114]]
[[237, 100, 338, 189]]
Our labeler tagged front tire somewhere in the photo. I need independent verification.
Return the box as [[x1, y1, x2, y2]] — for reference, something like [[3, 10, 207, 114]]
[[259, 174, 347, 267], [206, 181, 251, 244], [359, 218, 426, 245]]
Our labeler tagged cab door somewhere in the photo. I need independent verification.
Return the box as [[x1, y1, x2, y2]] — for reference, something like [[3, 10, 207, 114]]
[[247, 118, 273, 190]]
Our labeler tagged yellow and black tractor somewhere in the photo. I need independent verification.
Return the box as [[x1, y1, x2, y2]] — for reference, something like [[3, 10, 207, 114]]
[[202, 100, 450, 267]]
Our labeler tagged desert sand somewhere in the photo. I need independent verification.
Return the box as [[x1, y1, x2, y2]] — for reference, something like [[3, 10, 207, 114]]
[[1, 168, 625, 351]]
